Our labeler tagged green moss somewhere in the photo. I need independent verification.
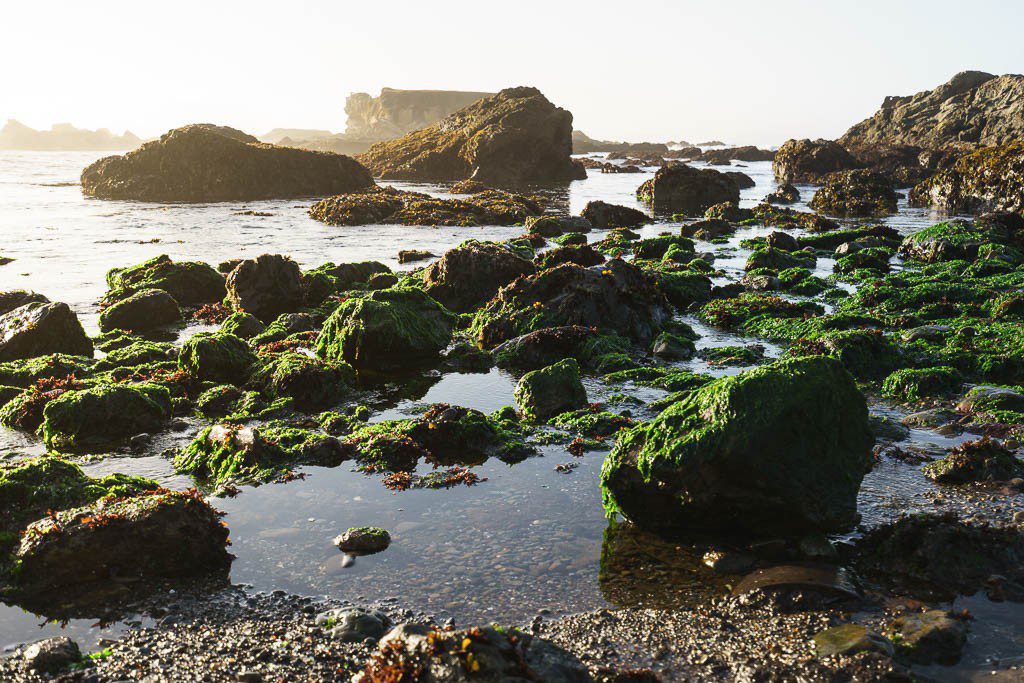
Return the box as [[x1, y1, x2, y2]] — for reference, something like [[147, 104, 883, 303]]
[[41, 382, 172, 451], [655, 271, 713, 309], [550, 409, 634, 439], [219, 311, 265, 339], [699, 294, 824, 329], [633, 235, 695, 260], [514, 359, 588, 422], [698, 344, 765, 366], [95, 341, 175, 371], [553, 232, 588, 247], [105, 254, 224, 305], [0, 354, 96, 388], [882, 366, 962, 403], [316, 287, 455, 371], [835, 247, 894, 274], [745, 246, 816, 273], [251, 352, 353, 410], [0, 457, 157, 532], [179, 332, 258, 385]]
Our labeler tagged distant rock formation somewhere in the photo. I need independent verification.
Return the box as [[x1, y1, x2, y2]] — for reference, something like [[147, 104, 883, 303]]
[[357, 87, 587, 184], [0, 120, 141, 151], [345, 88, 493, 142], [840, 71, 1024, 151], [258, 128, 334, 145], [81, 124, 374, 202], [572, 131, 668, 155], [773, 139, 859, 183]]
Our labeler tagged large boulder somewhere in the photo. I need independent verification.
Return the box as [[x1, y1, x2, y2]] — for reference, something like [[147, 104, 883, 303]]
[[839, 71, 1024, 151], [250, 352, 354, 410], [179, 332, 258, 384], [601, 356, 873, 536], [81, 124, 374, 202], [105, 255, 225, 305], [809, 170, 899, 217], [316, 287, 456, 371], [636, 165, 740, 215], [773, 139, 859, 183], [98, 288, 181, 332], [472, 259, 671, 348], [225, 254, 305, 322], [12, 489, 231, 593], [422, 241, 536, 313], [40, 383, 172, 451], [0, 302, 92, 362], [580, 200, 649, 229], [909, 141, 1024, 213], [357, 87, 586, 184]]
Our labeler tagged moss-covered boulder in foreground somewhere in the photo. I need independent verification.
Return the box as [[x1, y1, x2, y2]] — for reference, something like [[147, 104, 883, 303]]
[[98, 288, 181, 332], [12, 489, 231, 593], [601, 356, 873, 536], [316, 287, 455, 371], [178, 332, 258, 384], [250, 352, 354, 410], [882, 366, 962, 403], [0, 457, 157, 532], [514, 358, 588, 422], [41, 383, 172, 451]]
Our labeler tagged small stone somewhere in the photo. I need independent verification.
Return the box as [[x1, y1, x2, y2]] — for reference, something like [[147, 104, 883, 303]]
[[316, 607, 392, 643], [813, 623, 893, 658], [333, 527, 391, 554], [23, 637, 81, 673], [888, 610, 968, 665]]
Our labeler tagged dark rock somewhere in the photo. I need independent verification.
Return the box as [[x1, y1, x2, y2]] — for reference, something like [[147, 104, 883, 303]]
[[226, 254, 305, 323], [887, 610, 967, 665], [764, 183, 800, 204], [81, 123, 374, 201], [581, 200, 649, 229], [492, 326, 599, 371], [423, 241, 535, 313], [923, 437, 1024, 483], [310, 186, 543, 227], [537, 244, 604, 269], [700, 146, 776, 163], [397, 249, 435, 264], [766, 231, 800, 251], [98, 288, 181, 332], [636, 165, 740, 215], [0, 302, 93, 362], [725, 170, 756, 189], [909, 141, 1024, 213], [681, 218, 734, 240], [809, 170, 899, 217], [358, 87, 586, 184], [0, 290, 48, 316], [524, 215, 592, 237], [773, 139, 859, 183]]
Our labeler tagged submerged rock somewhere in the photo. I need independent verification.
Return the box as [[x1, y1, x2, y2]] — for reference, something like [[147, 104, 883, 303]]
[[225, 254, 305, 323], [98, 288, 181, 332], [514, 358, 588, 421], [422, 241, 535, 313], [773, 139, 859, 183], [105, 255, 225, 305], [473, 259, 670, 349], [601, 356, 873, 536], [13, 489, 231, 593], [316, 287, 455, 371], [333, 527, 391, 554], [357, 87, 586, 184], [309, 186, 543, 227], [636, 165, 740, 215], [0, 302, 92, 362], [809, 170, 899, 217], [81, 123, 373, 202]]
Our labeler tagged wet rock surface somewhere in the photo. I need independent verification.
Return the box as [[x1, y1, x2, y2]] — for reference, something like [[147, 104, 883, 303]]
[[81, 124, 374, 202]]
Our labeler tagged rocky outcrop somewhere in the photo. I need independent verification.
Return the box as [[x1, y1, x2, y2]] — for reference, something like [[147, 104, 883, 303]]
[[0, 119, 141, 151], [840, 71, 1024, 151], [636, 165, 739, 215], [0, 302, 92, 362], [571, 130, 668, 154], [580, 201, 649, 229], [700, 146, 776, 163], [773, 139, 859, 182], [357, 87, 587, 184], [344, 88, 493, 142], [81, 124, 374, 202], [423, 241, 535, 313], [601, 356, 873, 536], [809, 170, 899, 217], [908, 141, 1024, 213]]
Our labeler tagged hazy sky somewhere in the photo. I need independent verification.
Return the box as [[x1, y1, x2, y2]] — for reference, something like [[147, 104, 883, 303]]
[[3, 0, 1022, 146]]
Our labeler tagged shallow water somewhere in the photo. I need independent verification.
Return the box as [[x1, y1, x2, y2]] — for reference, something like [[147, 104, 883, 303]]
[[0, 152, 1020, 678]]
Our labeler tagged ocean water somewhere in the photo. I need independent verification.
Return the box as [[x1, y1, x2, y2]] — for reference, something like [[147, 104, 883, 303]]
[[0, 151, 1020, 679]]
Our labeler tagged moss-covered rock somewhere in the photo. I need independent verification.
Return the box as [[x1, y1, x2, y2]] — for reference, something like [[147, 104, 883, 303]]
[[250, 352, 353, 410], [745, 246, 816, 273], [94, 340, 176, 371], [923, 438, 1024, 484], [12, 488, 231, 593], [882, 366, 962, 402], [909, 141, 1024, 213], [98, 288, 181, 333], [219, 311, 266, 340], [105, 255, 225, 305], [178, 332, 258, 384], [316, 287, 455, 371], [636, 165, 739, 215], [0, 376, 85, 431], [834, 246, 893, 274], [0, 302, 93, 363], [0, 354, 96, 388], [601, 356, 873, 536], [40, 382, 172, 451], [898, 221, 995, 263], [633, 235, 695, 261], [655, 271, 713, 310], [580, 201, 649, 229], [808, 170, 899, 217], [422, 241, 535, 313], [0, 457, 158, 532], [699, 294, 823, 330], [513, 358, 588, 422]]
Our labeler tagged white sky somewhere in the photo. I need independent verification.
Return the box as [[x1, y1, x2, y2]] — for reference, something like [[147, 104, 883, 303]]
[[2, 0, 1022, 146]]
